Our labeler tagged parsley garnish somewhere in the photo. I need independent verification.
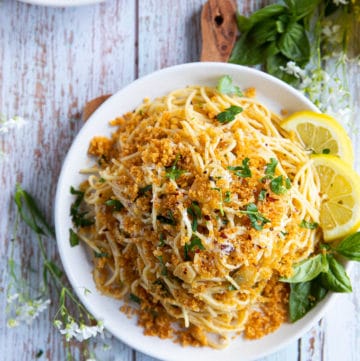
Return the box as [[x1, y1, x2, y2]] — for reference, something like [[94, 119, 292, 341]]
[[70, 187, 94, 227], [322, 148, 330, 154], [165, 154, 185, 181], [157, 210, 176, 225], [187, 201, 202, 231], [270, 175, 290, 195], [240, 203, 270, 230], [300, 219, 319, 229], [224, 191, 231, 203], [227, 157, 252, 178], [216, 105, 243, 124], [94, 251, 109, 258], [217, 75, 243, 96], [184, 235, 205, 261], [258, 189, 267, 201], [228, 284, 237, 291], [265, 158, 278, 178], [158, 233, 166, 247], [136, 184, 152, 199], [129, 293, 141, 304], [157, 255, 168, 275], [69, 228, 80, 247], [211, 187, 224, 216], [98, 177, 106, 183], [105, 199, 124, 211]]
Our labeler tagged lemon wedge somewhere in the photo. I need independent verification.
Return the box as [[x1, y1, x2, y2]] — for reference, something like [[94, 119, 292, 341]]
[[281, 111, 354, 164], [311, 154, 360, 241]]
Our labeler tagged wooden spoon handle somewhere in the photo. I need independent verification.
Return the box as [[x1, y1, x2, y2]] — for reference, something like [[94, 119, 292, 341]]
[[200, 0, 237, 62], [82, 94, 111, 121]]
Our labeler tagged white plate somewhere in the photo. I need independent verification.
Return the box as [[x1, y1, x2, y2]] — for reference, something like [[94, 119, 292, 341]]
[[55, 62, 340, 361], [18, 0, 104, 7]]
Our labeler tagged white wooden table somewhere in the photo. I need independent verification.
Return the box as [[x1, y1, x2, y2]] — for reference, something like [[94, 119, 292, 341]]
[[1, 0, 359, 360]]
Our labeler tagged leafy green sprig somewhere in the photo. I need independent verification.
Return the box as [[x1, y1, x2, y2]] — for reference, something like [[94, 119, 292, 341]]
[[8, 185, 104, 359], [281, 231, 360, 321]]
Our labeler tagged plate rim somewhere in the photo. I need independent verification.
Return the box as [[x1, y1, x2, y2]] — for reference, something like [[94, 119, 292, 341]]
[[55, 61, 347, 361], [17, 0, 104, 7]]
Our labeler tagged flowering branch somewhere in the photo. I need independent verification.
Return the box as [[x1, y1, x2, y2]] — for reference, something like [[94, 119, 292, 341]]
[[7, 184, 104, 359]]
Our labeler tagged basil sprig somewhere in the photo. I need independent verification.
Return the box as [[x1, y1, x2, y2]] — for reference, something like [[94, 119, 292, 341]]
[[229, 1, 320, 84], [282, 232, 360, 322], [216, 105, 243, 124]]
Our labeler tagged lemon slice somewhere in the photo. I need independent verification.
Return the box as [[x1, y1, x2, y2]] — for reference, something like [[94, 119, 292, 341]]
[[281, 111, 354, 164], [311, 154, 360, 241]]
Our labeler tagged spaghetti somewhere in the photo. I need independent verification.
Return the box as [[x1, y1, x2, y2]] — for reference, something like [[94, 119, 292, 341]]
[[73, 84, 321, 348]]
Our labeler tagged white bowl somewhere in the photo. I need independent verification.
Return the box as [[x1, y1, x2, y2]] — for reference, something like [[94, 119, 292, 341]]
[[17, 0, 104, 7], [55, 62, 338, 361]]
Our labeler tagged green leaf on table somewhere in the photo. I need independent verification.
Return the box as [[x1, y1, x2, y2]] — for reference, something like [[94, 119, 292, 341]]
[[14, 184, 55, 237], [333, 232, 360, 261], [320, 254, 352, 293], [265, 53, 300, 85], [278, 21, 310, 64], [229, 33, 266, 65], [289, 277, 327, 322], [280, 254, 327, 283], [217, 75, 242, 96], [250, 19, 278, 46]]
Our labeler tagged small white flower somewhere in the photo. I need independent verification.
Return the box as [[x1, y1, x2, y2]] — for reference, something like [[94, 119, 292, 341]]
[[7, 319, 19, 328], [333, 0, 349, 5], [280, 61, 306, 79], [57, 319, 104, 342], [0, 115, 27, 134], [7, 293, 19, 304]]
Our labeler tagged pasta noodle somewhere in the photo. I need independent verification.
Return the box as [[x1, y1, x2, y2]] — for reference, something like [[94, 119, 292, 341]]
[[73, 84, 321, 348]]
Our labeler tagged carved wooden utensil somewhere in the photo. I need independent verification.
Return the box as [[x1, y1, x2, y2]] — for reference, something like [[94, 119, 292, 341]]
[[82, 0, 237, 121]]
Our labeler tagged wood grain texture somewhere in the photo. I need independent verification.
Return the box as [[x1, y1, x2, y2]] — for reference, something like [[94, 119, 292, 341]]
[[200, 0, 237, 62], [0, 0, 359, 360]]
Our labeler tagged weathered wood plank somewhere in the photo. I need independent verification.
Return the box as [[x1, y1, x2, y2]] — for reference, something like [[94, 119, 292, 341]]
[[0, 0, 136, 359]]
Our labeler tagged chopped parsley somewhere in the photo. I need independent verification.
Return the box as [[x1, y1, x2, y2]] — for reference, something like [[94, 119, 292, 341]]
[[228, 284, 237, 291], [300, 219, 319, 229], [217, 75, 243, 96], [322, 148, 330, 154], [105, 199, 124, 211], [270, 175, 290, 195], [187, 201, 202, 231], [70, 186, 94, 227], [157, 255, 168, 275], [211, 187, 224, 216], [165, 154, 185, 181], [69, 228, 80, 247], [258, 189, 267, 201], [136, 184, 152, 199], [94, 251, 109, 258], [184, 235, 205, 261], [98, 177, 106, 183], [129, 293, 141, 304], [158, 233, 166, 247], [265, 158, 278, 178], [240, 203, 270, 231], [224, 191, 231, 203], [227, 157, 252, 178], [157, 210, 176, 225], [216, 105, 243, 124]]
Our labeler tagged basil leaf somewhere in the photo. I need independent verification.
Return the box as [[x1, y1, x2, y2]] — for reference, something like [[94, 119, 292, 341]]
[[238, 4, 287, 32], [216, 105, 243, 124], [289, 277, 327, 322], [69, 228, 80, 247], [321, 255, 352, 293], [250, 19, 278, 46], [280, 254, 326, 283], [333, 232, 360, 261], [285, 0, 320, 18], [217, 75, 242, 96], [229, 33, 267, 65], [278, 21, 310, 64]]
